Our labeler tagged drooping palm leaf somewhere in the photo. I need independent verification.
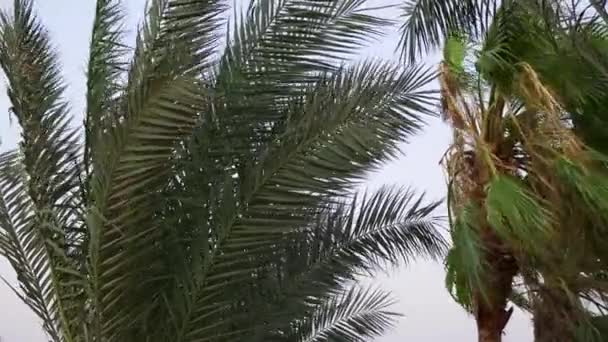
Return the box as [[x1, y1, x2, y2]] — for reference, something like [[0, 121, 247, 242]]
[[445, 200, 485, 311], [485, 175, 553, 253]]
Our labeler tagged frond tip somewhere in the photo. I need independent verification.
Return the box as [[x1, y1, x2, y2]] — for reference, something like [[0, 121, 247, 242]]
[[399, 0, 495, 62], [318, 185, 447, 274], [291, 286, 400, 342]]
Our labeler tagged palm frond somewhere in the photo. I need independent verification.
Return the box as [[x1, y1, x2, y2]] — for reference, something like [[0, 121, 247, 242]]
[[485, 175, 553, 253], [209, 0, 394, 163], [288, 286, 400, 342], [445, 200, 485, 311], [85, 0, 127, 175], [160, 60, 436, 341], [222, 0, 391, 85], [242, 186, 445, 340], [315, 186, 446, 273], [85, 0, 226, 338], [0, 151, 61, 341], [399, 0, 498, 62], [576, 314, 608, 342], [0, 0, 83, 222], [554, 157, 608, 226], [0, 1, 86, 339]]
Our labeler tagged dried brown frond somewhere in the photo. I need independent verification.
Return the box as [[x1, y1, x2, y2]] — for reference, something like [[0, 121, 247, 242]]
[[516, 62, 585, 158], [440, 63, 467, 129]]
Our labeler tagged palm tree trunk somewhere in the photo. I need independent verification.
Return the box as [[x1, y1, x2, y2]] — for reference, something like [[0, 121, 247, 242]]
[[474, 228, 517, 342], [472, 152, 518, 342], [475, 288, 514, 341], [533, 286, 578, 342]]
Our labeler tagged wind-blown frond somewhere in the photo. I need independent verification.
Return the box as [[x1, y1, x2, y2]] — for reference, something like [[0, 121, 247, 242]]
[[85, 0, 227, 338], [310, 186, 446, 276], [399, 0, 498, 62], [154, 61, 436, 342], [0, 151, 61, 341], [445, 200, 485, 311], [241, 186, 445, 341], [0, 1, 85, 339], [398, 0, 564, 64], [0, 1, 444, 341], [485, 175, 553, 253], [223, 0, 391, 81], [288, 286, 400, 342], [85, 0, 126, 175], [209, 0, 394, 165], [555, 157, 608, 222]]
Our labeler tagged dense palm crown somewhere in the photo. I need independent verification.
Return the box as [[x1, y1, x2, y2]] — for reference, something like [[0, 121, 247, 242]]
[[0, 0, 446, 341], [401, 0, 608, 341]]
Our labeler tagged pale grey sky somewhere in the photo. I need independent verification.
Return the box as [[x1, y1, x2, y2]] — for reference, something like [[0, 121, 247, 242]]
[[0, 0, 533, 341]]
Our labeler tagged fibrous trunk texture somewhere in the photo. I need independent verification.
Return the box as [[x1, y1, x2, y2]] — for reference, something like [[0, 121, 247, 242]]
[[474, 231, 517, 342], [533, 286, 578, 342]]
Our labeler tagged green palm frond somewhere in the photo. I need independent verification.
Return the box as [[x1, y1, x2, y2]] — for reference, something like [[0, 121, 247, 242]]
[[0, 1, 86, 339], [485, 175, 553, 253], [85, 0, 227, 338], [316, 186, 445, 273], [576, 314, 608, 342], [210, 0, 394, 164], [225, 0, 390, 79], [150, 61, 436, 341], [85, 0, 126, 174], [398, 0, 564, 64], [399, 0, 498, 62], [287, 286, 400, 342], [239, 186, 445, 340], [554, 157, 608, 223], [0, 1, 444, 341], [0, 1, 83, 222], [0, 151, 62, 341], [445, 200, 485, 311]]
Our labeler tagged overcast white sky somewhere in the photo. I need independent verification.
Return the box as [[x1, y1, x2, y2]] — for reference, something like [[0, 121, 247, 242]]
[[0, 0, 533, 341]]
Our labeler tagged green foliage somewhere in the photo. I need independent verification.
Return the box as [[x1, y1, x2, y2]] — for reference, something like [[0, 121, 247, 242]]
[[0, 1, 445, 341], [485, 175, 553, 253], [0, 1, 86, 340], [575, 315, 608, 342], [554, 157, 608, 225], [445, 201, 485, 311], [444, 34, 467, 75], [287, 286, 400, 342], [404, 0, 608, 339], [236, 186, 445, 341], [399, 0, 496, 62]]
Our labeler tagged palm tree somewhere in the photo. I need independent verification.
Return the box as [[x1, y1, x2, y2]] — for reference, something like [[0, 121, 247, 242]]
[[0, 0, 447, 341], [527, 3, 608, 341], [401, 1, 608, 341]]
